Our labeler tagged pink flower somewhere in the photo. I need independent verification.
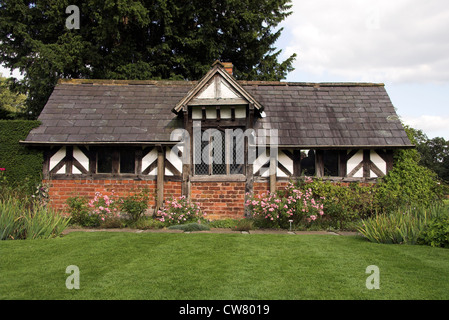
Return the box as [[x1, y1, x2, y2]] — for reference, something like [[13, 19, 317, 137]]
[[0, 168, 5, 171], [310, 215, 317, 221]]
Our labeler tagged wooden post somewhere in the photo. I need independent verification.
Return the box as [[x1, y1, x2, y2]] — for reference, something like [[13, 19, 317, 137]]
[[245, 108, 255, 216], [363, 149, 370, 178], [339, 150, 347, 177], [269, 130, 278, 193], [181, 110, 192, 198], [156, 146, 165, 211], [66, 146, 73, 175], [135, 147, 142, 176]]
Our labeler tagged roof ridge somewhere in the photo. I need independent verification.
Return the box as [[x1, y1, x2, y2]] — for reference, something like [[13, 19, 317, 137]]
[[238, 81, 385, 87], [57, 78, 384, 87], [57, 79, 197, 86]]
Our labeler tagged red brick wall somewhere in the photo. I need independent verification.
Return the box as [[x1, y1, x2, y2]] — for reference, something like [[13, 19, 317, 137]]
[[45, 178, 291, 219], [253, 181, 290, 197], [44, 179, 159, 215], [191, 181, 246, 220]]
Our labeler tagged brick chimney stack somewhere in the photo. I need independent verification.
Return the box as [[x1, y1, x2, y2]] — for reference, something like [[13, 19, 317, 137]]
[[222, 62, 233, 76]]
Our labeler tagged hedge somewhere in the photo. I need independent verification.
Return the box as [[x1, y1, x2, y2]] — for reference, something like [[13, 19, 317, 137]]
[[0, 120, 43, 191]]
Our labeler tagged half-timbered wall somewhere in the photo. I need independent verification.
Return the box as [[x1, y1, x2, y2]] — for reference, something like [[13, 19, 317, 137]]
[[43, 142, 394, 218]]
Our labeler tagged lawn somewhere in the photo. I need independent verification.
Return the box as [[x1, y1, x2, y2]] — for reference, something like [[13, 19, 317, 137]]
[[1, 231, 449, 300]]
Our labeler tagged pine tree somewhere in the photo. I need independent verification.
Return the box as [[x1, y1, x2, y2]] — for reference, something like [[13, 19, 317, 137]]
[[0, 0, 296, 118]]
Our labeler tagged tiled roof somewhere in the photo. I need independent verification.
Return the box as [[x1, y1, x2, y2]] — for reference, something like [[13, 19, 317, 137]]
[[245, 83, 412, 147], [24, 79, 413, 148]]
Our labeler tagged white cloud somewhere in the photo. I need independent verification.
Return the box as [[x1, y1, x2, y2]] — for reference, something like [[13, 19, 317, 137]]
[[282, 0, 449, 84], [402, 115, 449, 139]]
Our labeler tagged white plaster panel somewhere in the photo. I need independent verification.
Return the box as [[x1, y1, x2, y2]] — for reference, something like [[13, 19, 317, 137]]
[[196, 80, 215, 99], [220, 78, 242, 99], [235, 105, 246, 118], [165, 147, 183, 176], [50, 147, 66, 173], [142, 148, 157, 174], [73, 146, 88, 174], [220, 106, 232, 119], [370, 151, 386, 176], [277, 150, 293, 177], [254, 150, 270, 176], [347, 150, 363, 178], [192, 107, 202, 119]]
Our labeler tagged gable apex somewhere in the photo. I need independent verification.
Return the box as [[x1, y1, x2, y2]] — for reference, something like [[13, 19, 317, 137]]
[[172, 62, 263, 114]]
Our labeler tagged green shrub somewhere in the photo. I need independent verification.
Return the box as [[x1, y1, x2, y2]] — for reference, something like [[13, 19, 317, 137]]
[[375, 155, 444, 212], [66, 195, 99, 227], [419, 214, 449, 248], [231, 218, 254, 231], [207, 218, 239, 229], [0, 120, 43, 193], [357, 205, 446, 245], [300, 179, 377, 229], [119, 189, 150, 222], [0, 196, 70, 240], [126, 217, 164, 229], [168, 222, 210, 232]]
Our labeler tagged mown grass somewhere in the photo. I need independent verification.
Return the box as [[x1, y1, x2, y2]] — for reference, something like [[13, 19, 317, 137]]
[[1, 232, 448, 300]]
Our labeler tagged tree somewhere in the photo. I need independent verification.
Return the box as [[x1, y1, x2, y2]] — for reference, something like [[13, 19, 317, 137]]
[[0, 75, 26, 119], [404, 125, 449, 183], [0, 0, 296, 118]]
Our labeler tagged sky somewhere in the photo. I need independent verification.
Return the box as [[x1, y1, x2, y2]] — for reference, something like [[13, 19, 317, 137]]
[[1, 0, 448, 140], [276, 0, 449, 140]]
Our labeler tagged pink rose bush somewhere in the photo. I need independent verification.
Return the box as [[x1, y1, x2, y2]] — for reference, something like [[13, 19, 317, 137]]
[[246, 181, 325, 229], [157, 196, 208, 226], [88, 191, 119, 222]]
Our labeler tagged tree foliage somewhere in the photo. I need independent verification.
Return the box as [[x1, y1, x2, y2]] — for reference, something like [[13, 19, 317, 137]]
[[404, 125, 449, 183], [0, 75, 26, 119], [0, 0, 296, 118]]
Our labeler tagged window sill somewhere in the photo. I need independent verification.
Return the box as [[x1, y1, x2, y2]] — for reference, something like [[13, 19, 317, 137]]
[[190, 174, 246, 182]]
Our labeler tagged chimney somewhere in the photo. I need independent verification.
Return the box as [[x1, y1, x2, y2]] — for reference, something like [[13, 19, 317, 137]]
[[222, 62, 233, 76]]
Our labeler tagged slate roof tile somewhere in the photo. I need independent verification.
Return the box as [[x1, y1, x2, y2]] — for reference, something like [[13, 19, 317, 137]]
[[25, 80, 412, 148]]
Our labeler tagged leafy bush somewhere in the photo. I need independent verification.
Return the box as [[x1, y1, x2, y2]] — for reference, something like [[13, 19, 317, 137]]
[[126, 217, 164, 229], [375, 156, 444, 212], [0, 196, 70, 240], [0, 120, 43, 192], [231, 218, 254, 231], [66, 196, 93, 226], [419, 213, 449, 248], [300, 179, 377, 229], [119, 189, 150, 222], [207, 218, 239, 229], [157, 196, 208, 226], [168, 222, 210, 232], [247, 182, 324, 229], [357, 205, 446, 245]]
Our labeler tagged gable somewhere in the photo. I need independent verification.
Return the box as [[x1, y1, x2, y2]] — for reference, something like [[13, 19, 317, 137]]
[[172, 61, 263, 114], [193, 74, 246, 104]]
